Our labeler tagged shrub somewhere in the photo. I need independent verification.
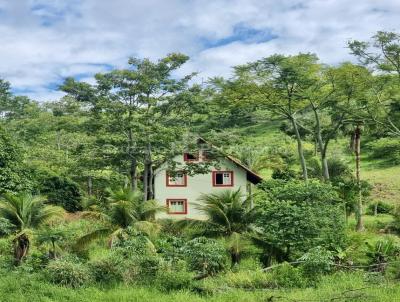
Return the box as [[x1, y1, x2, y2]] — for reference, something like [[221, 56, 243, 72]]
[[40, 175, 82, 212], [257, 199, 345, 260], [120, 254, 162, 284], [366, 201, 394, 215], [308, 157, 352, 180], [367, 137, 400, 164], [299, 246, 334, 279], [385, 261, 400, 280], [221, 270, 273, 289], [366, 236, 400, 272], [269, 262, 306, 288], [88, 253, 124, 284], [45, 258, 92, 288], [271, 168, 297, 181], [259, 179, 340, 204], [156, 235, 186, 263], [0, 218, 14, 236], [155, 261, 194, 292], [0, 238, 11, 255], [113, 230, 156, 257], [183, 237, 228, 276], [17, 251, 49, 274]]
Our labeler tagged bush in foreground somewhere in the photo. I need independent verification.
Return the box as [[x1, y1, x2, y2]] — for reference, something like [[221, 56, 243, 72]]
[[45, 258, 92, 288]]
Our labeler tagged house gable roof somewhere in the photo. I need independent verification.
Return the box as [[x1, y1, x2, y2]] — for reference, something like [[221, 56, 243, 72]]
[[197, 137, 263, 185]]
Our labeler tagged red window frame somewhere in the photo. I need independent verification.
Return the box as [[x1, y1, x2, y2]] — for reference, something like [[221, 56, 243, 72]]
[[212, 171, 234, 187], [166, 199, 188, 214], [166, 171, 187, 187], [183, 152, 199, 162]]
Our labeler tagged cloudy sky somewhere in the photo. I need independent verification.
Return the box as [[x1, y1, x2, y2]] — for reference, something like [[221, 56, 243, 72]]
[[0, 0, 398, 101]]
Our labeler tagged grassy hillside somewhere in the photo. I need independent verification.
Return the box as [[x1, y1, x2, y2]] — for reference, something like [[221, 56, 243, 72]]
[[234, 120, 400, 205]]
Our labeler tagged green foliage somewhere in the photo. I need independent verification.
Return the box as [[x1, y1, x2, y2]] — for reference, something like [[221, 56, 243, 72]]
[[0, 127, 27, 193], [211, 270, 274, 290], [365, 236, 400, 270], [366, 201, 394, 215], [155, 235, 185, 263], [367, 137, 400, 164], [45, 258, 93, 288], [385, 261, 400, 280], [194, 189, 260, 265], [88, 253, 124, 284], [271, 168, 298, 180], [155, 261, 194, 292], [0, 193, 64, 231], [183, 237, 228, 276], [299, 246, 334, 279], [308, 157, 353, 180], [40, 175, 82, 212], [259, 179, 340, 204], [269, 263, 306, 288], [257, 200, 345, 260], [0, 218, 14, 236]]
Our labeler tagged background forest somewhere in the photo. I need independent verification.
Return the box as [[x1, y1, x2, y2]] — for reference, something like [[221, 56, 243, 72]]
[[0, 31, 400, 302]]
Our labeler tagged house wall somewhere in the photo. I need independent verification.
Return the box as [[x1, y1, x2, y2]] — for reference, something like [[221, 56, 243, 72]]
[[154, 154, 248, 220]]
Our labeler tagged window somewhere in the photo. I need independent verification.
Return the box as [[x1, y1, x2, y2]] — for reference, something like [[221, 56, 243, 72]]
[[166, 171, 187, 187], [212, 171, 234, 187], [166, 199, 187, 214], [184, 152, 199, 162]]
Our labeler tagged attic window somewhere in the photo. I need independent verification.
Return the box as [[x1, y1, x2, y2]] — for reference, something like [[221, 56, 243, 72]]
[[166, 199, 187, 214], [184, 152, 198, 162], [166, 171, 187, 187], [213, 171, 233, 187]]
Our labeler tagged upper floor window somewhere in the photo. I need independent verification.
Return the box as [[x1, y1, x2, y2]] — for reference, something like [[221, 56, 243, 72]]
[[212, 171, 234, 187], [184, 152, 199, 162], [166, 171, 187, 187]]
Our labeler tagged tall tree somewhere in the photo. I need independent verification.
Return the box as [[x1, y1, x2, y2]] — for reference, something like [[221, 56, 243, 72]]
[[236, 53, 321, 181], [61, 53, 195, 198], [349, 31, 400, 136]]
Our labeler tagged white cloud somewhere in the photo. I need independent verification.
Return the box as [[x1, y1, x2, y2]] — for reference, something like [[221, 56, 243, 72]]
[[0, 0, 398, 100]]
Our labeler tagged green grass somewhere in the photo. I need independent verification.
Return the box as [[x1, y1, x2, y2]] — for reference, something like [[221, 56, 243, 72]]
[[1, 271, 399, 302], [236, 120, 400, 205]]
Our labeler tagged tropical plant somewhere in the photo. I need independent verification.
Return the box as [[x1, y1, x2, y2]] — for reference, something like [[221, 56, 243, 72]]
[[182, 237, 228, 277], [75, 187, 165, 249], [37, 227, 67, 259], [366, 236, 400, 273], [0, 193, 64, 264], [194, 189, 260, 266]]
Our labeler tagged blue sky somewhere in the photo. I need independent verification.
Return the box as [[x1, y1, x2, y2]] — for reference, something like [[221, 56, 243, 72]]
[[0, 0, 398, 101]]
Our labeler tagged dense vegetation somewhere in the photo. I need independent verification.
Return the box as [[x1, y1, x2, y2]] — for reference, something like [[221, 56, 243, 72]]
[[1, 31, 400, 301]]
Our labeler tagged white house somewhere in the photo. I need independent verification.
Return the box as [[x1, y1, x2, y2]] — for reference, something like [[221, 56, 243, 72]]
[[154, 138, 263, 220]]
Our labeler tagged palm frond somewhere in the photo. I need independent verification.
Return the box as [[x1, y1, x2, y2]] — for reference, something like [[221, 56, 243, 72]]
[[74, 227, 113, 251]]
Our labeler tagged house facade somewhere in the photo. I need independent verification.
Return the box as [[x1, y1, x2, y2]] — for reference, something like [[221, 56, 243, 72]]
[[154, 139, 262, 220]]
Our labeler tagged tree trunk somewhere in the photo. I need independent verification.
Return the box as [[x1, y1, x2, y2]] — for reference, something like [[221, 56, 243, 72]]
[[130, 158, 137, 191], [230, 252, 241, 267], [291, 117, 308, 181], [142, 164, 149, 202], [87, 176, 93, 197], [312, 107, 330, 181], [354, 125, 364, 232], [14, 233, 30, 265], [143, 143, 154, 201]]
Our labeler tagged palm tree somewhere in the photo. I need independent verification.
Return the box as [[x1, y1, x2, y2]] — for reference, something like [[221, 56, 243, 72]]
[[76, 187, 164, 249], [0, 193, 64, 264], [194, 189, 260, 266]]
